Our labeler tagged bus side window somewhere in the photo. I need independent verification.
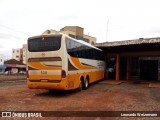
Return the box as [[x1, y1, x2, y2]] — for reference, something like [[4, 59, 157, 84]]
[[74, 51, 78, 57], [92, 49, 96, 59], [86, 49, 90, 59], [82, 50, 85, 58]]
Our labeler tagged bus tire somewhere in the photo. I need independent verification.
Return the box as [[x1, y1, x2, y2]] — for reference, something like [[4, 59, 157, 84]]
[[78, 77, 83, 91], [84, 76, 89, 90]]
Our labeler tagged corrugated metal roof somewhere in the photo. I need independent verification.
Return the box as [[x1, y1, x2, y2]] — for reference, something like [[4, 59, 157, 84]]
[[95, 37, 160, 47], [4, 59, 25, 65]]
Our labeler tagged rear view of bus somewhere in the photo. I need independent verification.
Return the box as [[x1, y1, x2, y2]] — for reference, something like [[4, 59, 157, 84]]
[[27, 33, 105, 91], [27, 34, 67, 90]]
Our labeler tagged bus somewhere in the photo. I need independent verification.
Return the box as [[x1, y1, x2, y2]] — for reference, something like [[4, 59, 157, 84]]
[[27, 33, 105, 90]]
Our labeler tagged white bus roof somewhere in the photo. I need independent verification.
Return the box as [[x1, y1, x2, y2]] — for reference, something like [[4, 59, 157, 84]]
[[28, 33, 103, 52], [63, 34, 102, 51]]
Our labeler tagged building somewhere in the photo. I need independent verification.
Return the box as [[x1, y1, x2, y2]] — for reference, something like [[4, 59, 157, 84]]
[[12, 44, 27, 64], [95, 37, 160, 81], [0, 54, 6, 73], [42, 26, 96, 44], [22, 44, 27, 64], [0, 54, 5, 65], [12, 48, 22, 61]]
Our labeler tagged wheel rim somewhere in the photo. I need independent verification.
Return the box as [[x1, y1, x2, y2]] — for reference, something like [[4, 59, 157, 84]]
[[85, 79, 88, 88]]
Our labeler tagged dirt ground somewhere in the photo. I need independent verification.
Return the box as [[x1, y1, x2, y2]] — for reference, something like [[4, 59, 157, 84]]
[[0, 75, 26, 81], [0, 77, 160, 120]]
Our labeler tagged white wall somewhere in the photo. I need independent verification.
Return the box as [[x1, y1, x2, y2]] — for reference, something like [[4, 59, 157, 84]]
[[12, 48, 22, 61], [0, 54, 4, 65], [22, 47, 27, 64]]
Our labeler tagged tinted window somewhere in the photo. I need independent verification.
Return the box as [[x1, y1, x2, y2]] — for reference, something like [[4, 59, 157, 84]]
[[66, 38, 104, 60], [28, 35, 61, 52]]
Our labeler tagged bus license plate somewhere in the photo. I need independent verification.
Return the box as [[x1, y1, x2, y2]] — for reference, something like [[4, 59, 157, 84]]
[[41, 80, 48, 82]]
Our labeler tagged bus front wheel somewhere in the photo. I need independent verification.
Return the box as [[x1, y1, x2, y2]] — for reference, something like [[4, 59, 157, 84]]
[[78, 78, 83, 91]]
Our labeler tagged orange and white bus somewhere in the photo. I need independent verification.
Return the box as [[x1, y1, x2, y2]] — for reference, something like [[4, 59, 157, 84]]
[[27, 33, 105, 90]]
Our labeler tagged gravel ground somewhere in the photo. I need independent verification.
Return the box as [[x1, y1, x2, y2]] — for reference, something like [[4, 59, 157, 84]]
[[0, 78, 160, 120]]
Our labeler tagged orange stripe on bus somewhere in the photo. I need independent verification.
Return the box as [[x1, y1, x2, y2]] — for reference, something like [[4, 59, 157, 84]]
[[28, 62, 61, 70], [70, 56, 95, 70]]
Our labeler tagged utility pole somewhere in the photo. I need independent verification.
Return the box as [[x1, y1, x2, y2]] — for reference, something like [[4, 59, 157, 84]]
[[106, 20, 109, 42]]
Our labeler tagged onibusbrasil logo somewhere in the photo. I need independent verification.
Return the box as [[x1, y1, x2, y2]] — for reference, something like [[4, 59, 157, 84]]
[[1, 112, 42, 118]]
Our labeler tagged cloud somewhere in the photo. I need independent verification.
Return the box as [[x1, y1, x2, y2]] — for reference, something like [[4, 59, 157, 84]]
[[0, 45, 4, 49], [0, 31, 23, 40], [0, 0, 160, 58]]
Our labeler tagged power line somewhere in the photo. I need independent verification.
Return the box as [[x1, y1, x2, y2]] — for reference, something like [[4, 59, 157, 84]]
[[0, 24, 30, 36]]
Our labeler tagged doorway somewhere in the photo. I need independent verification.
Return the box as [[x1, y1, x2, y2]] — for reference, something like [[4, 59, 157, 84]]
[[120, 57, 127, 79], [140, 60, 158, 80]]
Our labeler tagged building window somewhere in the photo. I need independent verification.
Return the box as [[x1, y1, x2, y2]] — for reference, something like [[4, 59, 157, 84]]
[[17, 50, 19, 53], [16, 55, 19, 58], [13, 50, 14, 53]]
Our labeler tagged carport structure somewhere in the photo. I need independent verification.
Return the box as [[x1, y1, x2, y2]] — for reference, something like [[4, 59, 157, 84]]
[[95, 37, 160, 81], [4, 59, 26, 74]]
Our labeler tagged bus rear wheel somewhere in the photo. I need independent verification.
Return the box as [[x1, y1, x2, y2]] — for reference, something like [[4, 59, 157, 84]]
[[84, 76, 89, 90]]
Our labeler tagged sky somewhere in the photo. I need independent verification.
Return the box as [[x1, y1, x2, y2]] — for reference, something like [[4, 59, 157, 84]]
[[0, 0, 160, 59]]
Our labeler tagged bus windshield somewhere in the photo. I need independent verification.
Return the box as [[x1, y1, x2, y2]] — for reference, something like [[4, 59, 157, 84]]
[[28, 35, 61, 52]]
